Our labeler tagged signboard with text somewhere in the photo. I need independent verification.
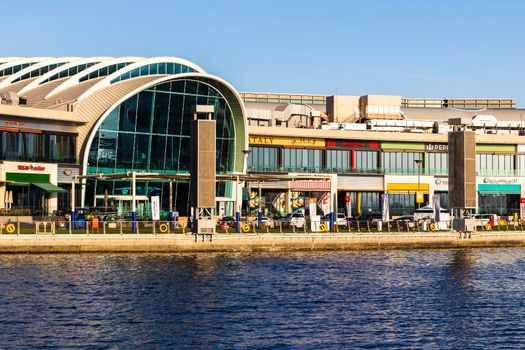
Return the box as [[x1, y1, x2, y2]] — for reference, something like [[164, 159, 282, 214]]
[[151, 196, 160, 221]]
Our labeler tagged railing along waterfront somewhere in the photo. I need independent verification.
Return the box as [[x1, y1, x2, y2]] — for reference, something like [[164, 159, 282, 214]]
[[0, 219, 525, 235], [0, 218, 523, 235]]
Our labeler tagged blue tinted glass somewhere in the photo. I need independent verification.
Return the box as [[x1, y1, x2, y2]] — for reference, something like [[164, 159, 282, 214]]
[[140, 65, 149, 76], [149, 64, 158, 74], [136, 91, 153, 133]]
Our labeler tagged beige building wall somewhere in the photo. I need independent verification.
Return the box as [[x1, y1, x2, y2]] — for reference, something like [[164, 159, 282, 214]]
[[360, 95, 402, 120], [326, 95, 360, 123]]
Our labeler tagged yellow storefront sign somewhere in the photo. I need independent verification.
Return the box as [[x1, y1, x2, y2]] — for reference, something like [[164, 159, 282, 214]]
[[249, 136, 325, 147], [387, 183, 429, 193]]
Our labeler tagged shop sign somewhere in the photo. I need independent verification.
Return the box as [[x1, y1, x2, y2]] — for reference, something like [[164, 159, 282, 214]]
[[17, 164, 45, 171], [249, 136, 325, 147], [5, 120, 27, 126], [151, 196, 160, 221], [416, 192, 424, 203], [425, 143, 448, 152], [344, 194, 351, 203], [434, 178, 449, 191], [326, 140, 380, 149], [520, 198, 525, 204], [482, 177, 518, 185]]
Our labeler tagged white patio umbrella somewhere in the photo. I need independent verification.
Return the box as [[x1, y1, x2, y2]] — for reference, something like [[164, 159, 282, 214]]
[[382, 193, 390, 222], [433, 194, 441, 223]]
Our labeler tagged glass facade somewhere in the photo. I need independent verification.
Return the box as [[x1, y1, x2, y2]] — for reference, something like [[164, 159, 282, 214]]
[[40, 62, 99, 84], [78, 62, 134, 83], [478, 194, 519, 216], [518, 154, 525, 176], [0, 62, 37, 77], [248, 146, 278, 172], [110, 63, 196, 84], [389, 194, 416, 216], [12, 62, 67, 83], [382, 152, 423, 174], [355, 151, 378, 173], [0, 131, 76, 163], [85, 79, 236, 215], [282, 148, 322, 172], [327, 150, 350, 173], [426, 153, 448, 175], [476, 153, 514, 176]]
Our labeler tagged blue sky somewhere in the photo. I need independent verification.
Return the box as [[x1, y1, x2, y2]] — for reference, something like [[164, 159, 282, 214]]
[[4, 0, 525, 105]]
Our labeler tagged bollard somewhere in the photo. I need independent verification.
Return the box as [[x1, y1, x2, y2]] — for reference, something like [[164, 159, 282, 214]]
[[303, 222, 307, 234], [292, 223, 296, 234], [119, 221, 123, 235], [279, 221, 283, 234], [103, 222, 106, 235], [396, 221, 400, 232], [367, 221, 371, 233], [17, 222, 20, 236], [357, 221, 360, 233]]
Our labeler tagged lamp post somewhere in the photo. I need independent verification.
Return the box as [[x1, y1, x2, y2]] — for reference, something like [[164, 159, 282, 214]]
[[415, 158, 423, 208]]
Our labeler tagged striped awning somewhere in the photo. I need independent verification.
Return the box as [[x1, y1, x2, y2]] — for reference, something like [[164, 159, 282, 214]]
[[290, 181, 331, 191]]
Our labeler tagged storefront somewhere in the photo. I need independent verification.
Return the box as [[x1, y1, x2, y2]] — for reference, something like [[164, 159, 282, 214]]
[[385, 175, 432, 216], [0, 161, 65, 215], [477, 177, 522, 215], [337, 175, 383, 217]]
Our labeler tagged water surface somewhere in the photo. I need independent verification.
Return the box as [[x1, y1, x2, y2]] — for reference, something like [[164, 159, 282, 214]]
[[1, 248, 524, 349]]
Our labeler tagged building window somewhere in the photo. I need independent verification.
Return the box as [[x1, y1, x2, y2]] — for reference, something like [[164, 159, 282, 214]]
[[476, 154, 514, 176], [0, 131, 76, 163], [282, 148, 322, 172], [427, 153, 448, 175], [248, 146, 278, 172], [326, 150, 350, 173], [382, 152, 423, 174], [355, 151, 378, 173]]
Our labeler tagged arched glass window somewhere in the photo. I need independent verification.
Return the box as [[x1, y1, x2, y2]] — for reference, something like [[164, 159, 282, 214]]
[[0, 62, 38, 77], [109, 63, 196, 84], [85, 79, 236, 215], [78, 62, 134, 83], [12, 62, 68, 83]]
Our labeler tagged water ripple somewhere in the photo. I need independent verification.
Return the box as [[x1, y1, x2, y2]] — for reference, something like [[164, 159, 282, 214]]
[[1, 248, 525, 349]]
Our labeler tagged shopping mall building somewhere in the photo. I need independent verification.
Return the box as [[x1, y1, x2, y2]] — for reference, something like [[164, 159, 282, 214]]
[[0, 56, 524, 218]]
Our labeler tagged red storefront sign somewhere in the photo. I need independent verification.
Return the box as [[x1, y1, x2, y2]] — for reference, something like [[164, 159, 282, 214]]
[[344, 195, 351, 203], [18, 165, 46, 171], [326, 140, 380, 149], [520, 198, 525, 204]]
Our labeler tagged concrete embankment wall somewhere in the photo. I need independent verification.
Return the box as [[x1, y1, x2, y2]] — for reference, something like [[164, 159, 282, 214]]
[[1, 232, 525, 253]]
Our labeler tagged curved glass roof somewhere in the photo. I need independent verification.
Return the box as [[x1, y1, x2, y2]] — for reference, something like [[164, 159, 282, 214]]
[[109, 62, 197, 84]]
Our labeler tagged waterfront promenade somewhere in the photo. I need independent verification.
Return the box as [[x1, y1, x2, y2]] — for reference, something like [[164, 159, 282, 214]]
[[2, 231, 525, 253]]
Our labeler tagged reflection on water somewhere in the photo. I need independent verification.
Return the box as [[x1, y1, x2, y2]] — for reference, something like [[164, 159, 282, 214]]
[[1, 249, 525, 349]]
